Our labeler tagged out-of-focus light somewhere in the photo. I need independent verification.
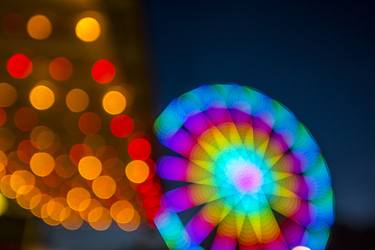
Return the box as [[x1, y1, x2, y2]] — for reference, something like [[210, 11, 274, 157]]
[[78, 112, 102, 135], [128, 138, 151, 160], [10, 170, 35, 195], [30, 152, 55, 177], [92, 59, 115, 84], [14, 107, 38, 132], [0, 109, 7, 127], [66, 89, 89, 113], [117, 210, 140, 232], [110, 200, 134, 224], [0, 175, 17, 199], [110, 115, 133, 138], [292, 247, 311, 250], [92, 175, 116, 199], [27, 15, 52, 40], [66, 187, 91, 212], [0, 83, 17, 107], [49, 57, 73, 81], [69, 144, 93, 165], [17, 140, 37, 163], [0, 193, 7, 216], [30, 126, 55, 150], [125, 160, 149, 184], [88, 206, 112, 231], [102, 91, 126, 115], [29, 84, 55, 110], [78, 156, 102, 180], [75, 17, 101, 42], [7, 53, 32, 79], [54, 155, 75, 179], [62, 210, 83, 230]]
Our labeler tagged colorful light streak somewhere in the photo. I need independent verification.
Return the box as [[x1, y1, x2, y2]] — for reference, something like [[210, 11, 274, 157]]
[[154, 84, 334, 250]]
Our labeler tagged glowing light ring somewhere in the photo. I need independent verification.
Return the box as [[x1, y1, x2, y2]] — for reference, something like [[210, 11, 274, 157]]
[[154, 84, 334, 250]]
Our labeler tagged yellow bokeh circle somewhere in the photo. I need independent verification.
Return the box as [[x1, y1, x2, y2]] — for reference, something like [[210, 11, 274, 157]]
[[30, 152, 55, 177], [78, 156, 102, 180], [102, 91, 126, 115], [27, 15, 52, 40], [125, 160, 149, 184], [29, 85, 55, 110], [66, 88, 89, 113], [75, 17, 101, 42]]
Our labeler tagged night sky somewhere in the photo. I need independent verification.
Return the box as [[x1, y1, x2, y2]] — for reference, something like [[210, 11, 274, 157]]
[[143, 0, 375, 229]]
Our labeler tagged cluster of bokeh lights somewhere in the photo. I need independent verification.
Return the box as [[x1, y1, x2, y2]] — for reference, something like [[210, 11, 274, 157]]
[[0, 11, 161, 231], [154, 84, 334, 250]]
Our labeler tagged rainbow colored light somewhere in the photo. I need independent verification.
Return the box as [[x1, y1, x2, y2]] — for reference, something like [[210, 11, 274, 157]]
[[154, 84, 334, 250]]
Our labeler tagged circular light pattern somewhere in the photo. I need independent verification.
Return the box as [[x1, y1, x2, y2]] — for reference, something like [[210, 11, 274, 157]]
[[0, 82, 17, 107], [92, 175, 116, 199], [128, 138, 151, 160], [30, 152, 55, 177], [29, 84, 55, 110], [154, 84, 334, 250], [49, 57, 73, 81], [27, 15, 52, 40], [30, 126, 55, 150], [110, 115, 133, 138], [78, 112, 102, 135], [75, 17, 101, 42], [78, 156, 102, 180], [6, 53, 32, 79], [67, 187, 91, 212], [14, 107, 38, 132], [66, 89, 89, 113], [125, 160, 149, 184], [92, 59, 116, 84], [102, 91, 126, 115], [110, 200, 134, 224]]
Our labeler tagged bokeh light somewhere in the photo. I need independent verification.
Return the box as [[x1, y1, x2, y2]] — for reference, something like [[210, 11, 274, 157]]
[[78, 156, 102, 180], [66, 89, 89, 113], [30, 126, 55, 150], [154, 84, 334, 249], [10, 170, 35, 195], [110, 115, 133, 138], [14, 107, 38, 132], [27, 15, 52, 40], [125, 160, 149, 184], [6, 53, 32, 79], [78, 112, 102, 135], [30, 152, 55, 177], [128, 138, 151, 160], [29, 84, 55, 110], [0, 82, 17, 107], [92, 59, 116, 84], [75, 17, 101, 42], [67, 187, 91, 212], [92, 175, 116, 199], [102, 91, 126, 115], [49, 57, 73, 81], [110, 200, 134, 224]]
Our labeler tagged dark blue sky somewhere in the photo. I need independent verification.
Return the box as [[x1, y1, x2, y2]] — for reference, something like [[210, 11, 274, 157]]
[[143, 0, 375, 227]]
